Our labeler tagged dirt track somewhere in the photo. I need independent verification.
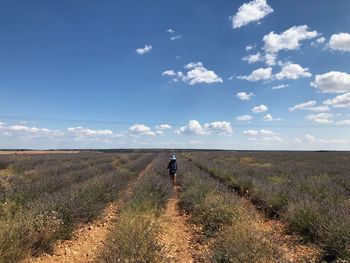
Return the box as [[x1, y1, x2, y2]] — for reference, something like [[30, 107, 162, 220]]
[[158, 186, 210, 263]]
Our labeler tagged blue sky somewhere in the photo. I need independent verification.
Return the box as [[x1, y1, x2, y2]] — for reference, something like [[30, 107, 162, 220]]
[[1, 0, 350, 150]]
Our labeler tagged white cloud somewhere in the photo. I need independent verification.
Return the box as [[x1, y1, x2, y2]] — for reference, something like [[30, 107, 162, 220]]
[[252, 104, 268, 113], [289, 100, 316, 111], [336, 120, 350, 125], [128, 124, 156, 136], [243, 53, 262, 63], [296, 134, 348, 145], [232, 0, 273, 29], [182, 62, 223, 85], [324, 92, 350, 108], [329, 33, 350, 52], [203, 121, 233, 135], [67, 127, 113, 136], [167, 29, 175, 33], [305, 113, 333, 124], [176, 120, 206, 135], [264, 53, 277, 66], [317, 37, 326, 44], [244, 129, 282, 141], [263, 25, 318, 54], [136, 44, 152, 55], [275, 63, 312, 80], [288, 100, 329, 112], [263, 114, 281, 121], [176, 120, 233, 135], [236, 115, 254, 121], [243, 129, 259, 136], [162, 70, 177, 76], [155, 130, 164, 135], [236, 92, 254, 101], [171, 35, 182, 41], [238, 67, 272, 81], [272, 84, 289, 90], [155, 124, 172, 130], [6, 125, 63, 137], [311, 71, 350, 93], [242, 53, 276, 66], [246, 44, 256, 51]]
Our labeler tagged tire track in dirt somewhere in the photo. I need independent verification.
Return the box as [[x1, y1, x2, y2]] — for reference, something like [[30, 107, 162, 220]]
[[24, 159, 155, 263], [159, 186, 210, 263]]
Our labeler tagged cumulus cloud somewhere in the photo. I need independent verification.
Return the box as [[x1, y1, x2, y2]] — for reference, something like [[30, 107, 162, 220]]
[[263, 25, 318, 54], [246, 44, 256, 51], [272, 84, 289, 90], [136, 44, 152, 55], [275, 63, 312, 80], [329, 33, 350, 52], [295, 134, 348, 145], [242, 53, 276, 66], [317, 37, 326, 44], [236, 92, 254, 101], [236, 115, 254, 121], [166, 29, 175, 33], [232, 0, 273, 29], [9, 125, 51, 133], [128, 124, 156, 136], [4, 125, 63, 137], [324, 92, 350, 108], [162, 70, 177, 76], [289, 100, 329, 112], [238, 67, 272, 81], [171, 35, 182, 41], [183, 62, 223, 85], [243, 53, 262, 63], [163, 62, 223, 85], [305, 113, 333, 124], [252, 104, 268, 113], [67, 127, 113, 136], [244, 129, 282, 141], [263, 114, 281, 121], [311, 71, 350, 93], [264, 53, 277, 66], [176, 120, 233, 135], [336, 120, 350, 125], [155, 124, 172, 130]]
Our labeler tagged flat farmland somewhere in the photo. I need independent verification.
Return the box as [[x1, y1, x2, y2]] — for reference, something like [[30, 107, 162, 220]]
[[0, 151, 349, 263]]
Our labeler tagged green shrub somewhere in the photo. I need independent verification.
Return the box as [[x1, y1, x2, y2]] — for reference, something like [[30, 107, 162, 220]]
[[192, 192, 236, 236], [212, 220, 281, 263], [97, 171, 171, 263], [316, 211, 350, 260], [97, 210, 165, 263], [285, 200, 321, 240]]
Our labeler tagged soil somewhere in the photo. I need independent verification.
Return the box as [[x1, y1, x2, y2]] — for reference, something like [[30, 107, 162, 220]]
[[159, 186, 210, 263]]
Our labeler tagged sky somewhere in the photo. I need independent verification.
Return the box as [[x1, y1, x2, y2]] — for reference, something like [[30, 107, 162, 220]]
[[1, 0, 350, 150]]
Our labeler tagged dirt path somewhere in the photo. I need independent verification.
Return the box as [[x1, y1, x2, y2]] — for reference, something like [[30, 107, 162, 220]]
[[159, 187, 209, 263], [24, 161, 154, 263]]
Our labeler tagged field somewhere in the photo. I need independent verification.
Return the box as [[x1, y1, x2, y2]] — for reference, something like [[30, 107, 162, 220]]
[[0, 150, 349, 263]]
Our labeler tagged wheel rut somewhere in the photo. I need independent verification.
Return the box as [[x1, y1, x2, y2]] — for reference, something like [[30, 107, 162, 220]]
[[159, 186, 209, 263]]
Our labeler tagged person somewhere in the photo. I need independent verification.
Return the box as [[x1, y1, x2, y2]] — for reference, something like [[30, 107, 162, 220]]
[[167, 154, 178, 188]]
